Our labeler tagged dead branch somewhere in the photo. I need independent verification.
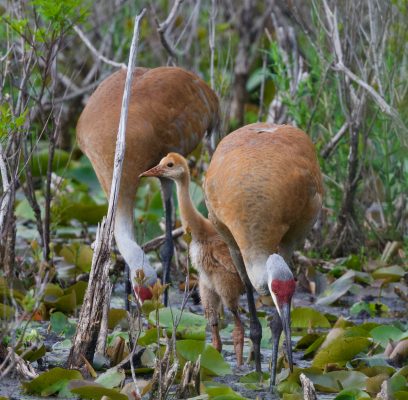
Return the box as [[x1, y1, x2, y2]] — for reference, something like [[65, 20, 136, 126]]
[[300, 373, 317, 400], [73, 25, 126, 69], [0, 144, 10, 230], [155, 0, 184, 61], [67, 8, 146, 369], [142, 227, 184, 253], [320, 121, 349, 158]]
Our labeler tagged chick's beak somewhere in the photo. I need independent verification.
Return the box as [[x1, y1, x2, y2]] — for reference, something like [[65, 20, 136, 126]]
[[139, 164, 165, 178], [279, 302, 293, 372]]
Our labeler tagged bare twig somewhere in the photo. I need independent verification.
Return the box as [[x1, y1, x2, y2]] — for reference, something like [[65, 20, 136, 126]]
[[142, 227, 184, 253], [320, 121, 349, 158], [209, 0, 216, 90], [0, 145, 10, 230], [155, 0, 184, 61], [74, 25, 126, 69]]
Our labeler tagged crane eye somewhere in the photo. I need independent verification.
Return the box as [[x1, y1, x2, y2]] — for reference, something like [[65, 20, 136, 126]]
[[167, 162, 174, 168]]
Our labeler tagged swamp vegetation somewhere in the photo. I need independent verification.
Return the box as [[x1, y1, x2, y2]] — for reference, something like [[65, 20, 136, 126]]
[[0, 0, 407, 399]]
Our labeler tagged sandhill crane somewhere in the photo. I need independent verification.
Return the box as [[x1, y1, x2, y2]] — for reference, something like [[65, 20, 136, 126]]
[[140, 153, 245, 366], [204, 122, 323, 387], [76, 67, 220, 305]]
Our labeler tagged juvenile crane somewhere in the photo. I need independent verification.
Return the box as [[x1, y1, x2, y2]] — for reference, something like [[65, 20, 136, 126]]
[[141, 153, 245, 366], [76, 67, 220, 305], [204, 122, 323, 387]]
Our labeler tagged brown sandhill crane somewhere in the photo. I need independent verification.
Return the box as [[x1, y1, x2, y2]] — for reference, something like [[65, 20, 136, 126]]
[[140, 153, 245, 366], [204, 122, 323, 387], [76, 67, 220, 305]]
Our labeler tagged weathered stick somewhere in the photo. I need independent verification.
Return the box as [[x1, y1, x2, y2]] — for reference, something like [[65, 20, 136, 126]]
[[67, 9, 146, 369]]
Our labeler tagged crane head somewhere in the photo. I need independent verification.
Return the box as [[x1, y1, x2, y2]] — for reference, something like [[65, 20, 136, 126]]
[[131, 268, 155, 304], [266, 254, 295, 372], [140, 153, 188, 181]]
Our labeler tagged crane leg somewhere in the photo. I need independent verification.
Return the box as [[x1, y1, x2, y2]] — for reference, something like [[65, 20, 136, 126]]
[[228, 247, 262, 373], [200, 280, 222, 352], [231, 309, 244, 367], [269, 308, 283, 388], [160, 178, 174, 307]]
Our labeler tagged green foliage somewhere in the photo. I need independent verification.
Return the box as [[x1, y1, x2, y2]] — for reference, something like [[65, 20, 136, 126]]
[[148, 307, 207, 340], [0, 104, 27, 138], [22, 367, 83, 397]]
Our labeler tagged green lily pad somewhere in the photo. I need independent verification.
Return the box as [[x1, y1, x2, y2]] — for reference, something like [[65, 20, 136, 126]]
[[333, 389, 371, 400], [60, 243, 93, 273], [203, 381, 246, 399], [23, 343, 46, 362], [68, 380, 128, 400], [30, 148, 70, 177], [370, 325, 408, 348], [108, 308, 127, 330], [176, 340, 231, 376], [148, 308, 207, 340], [312, 337, 371, 368], [94, 368, 125, 388], [137, 327, 159, 346], [64, 281, 88, 306], [291, 307, 331, 329], [372, 265, 406, 282], [22, 367, 83, 396], [316, 270, 355, 306]]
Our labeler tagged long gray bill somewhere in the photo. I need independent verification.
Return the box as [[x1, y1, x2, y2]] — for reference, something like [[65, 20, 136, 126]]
[[280, 302, 293, 372]]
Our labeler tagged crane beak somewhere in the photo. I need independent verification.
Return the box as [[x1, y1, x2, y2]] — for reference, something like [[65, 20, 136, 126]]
[[139, 165, 164, 178], [280, 302, 293, 372]]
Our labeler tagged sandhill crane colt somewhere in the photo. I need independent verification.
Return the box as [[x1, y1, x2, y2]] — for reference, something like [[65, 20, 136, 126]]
[[204, 122, 323, 387], [141, 153, 245, 365], [76, 67, 220, 305]]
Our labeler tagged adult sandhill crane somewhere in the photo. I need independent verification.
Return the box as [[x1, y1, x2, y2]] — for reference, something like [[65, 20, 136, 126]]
[[140, 153, 245, 366], [204, 122, 323, 387], [76, 67, 220, 305]]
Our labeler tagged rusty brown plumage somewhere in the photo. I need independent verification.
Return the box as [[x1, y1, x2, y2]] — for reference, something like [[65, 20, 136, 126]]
[[76, 66, 220, 292], [140, 153, 245, 366], [205, 123, 323, 293], [204, 122, 323, 382]]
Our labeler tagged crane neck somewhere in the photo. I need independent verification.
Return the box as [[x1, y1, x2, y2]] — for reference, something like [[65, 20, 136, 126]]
[[175, 173, 209, 241]]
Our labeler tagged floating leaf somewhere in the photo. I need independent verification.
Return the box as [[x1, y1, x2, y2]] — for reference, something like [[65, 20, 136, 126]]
[[370, 325, 408, 348], [30, 148, 70, 177], [316, 270, 355, 306], [69, 380, 128, 400], [64, 281, 88, 305], [22, 367, 83, 396], [304, 370, 367, 393], [60, 243, 93, 273], [148, 308, 207, 340], [53, 290, 77, 313], [108, 308, 127, 330], [372, 265, 406, 282], [23, 343, 46, 362], [291, 307, 331, 329], [333, 388, 371, 400], [203, 381, 246, 399], [137, 328, 159, 346], [94, 368, 125, 388], [312, 337, 371, 368], [296, 333, 321, 350], [350, 301, 389, 317], [176, 340, 231, 376], [239, 371, 269, 390]]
